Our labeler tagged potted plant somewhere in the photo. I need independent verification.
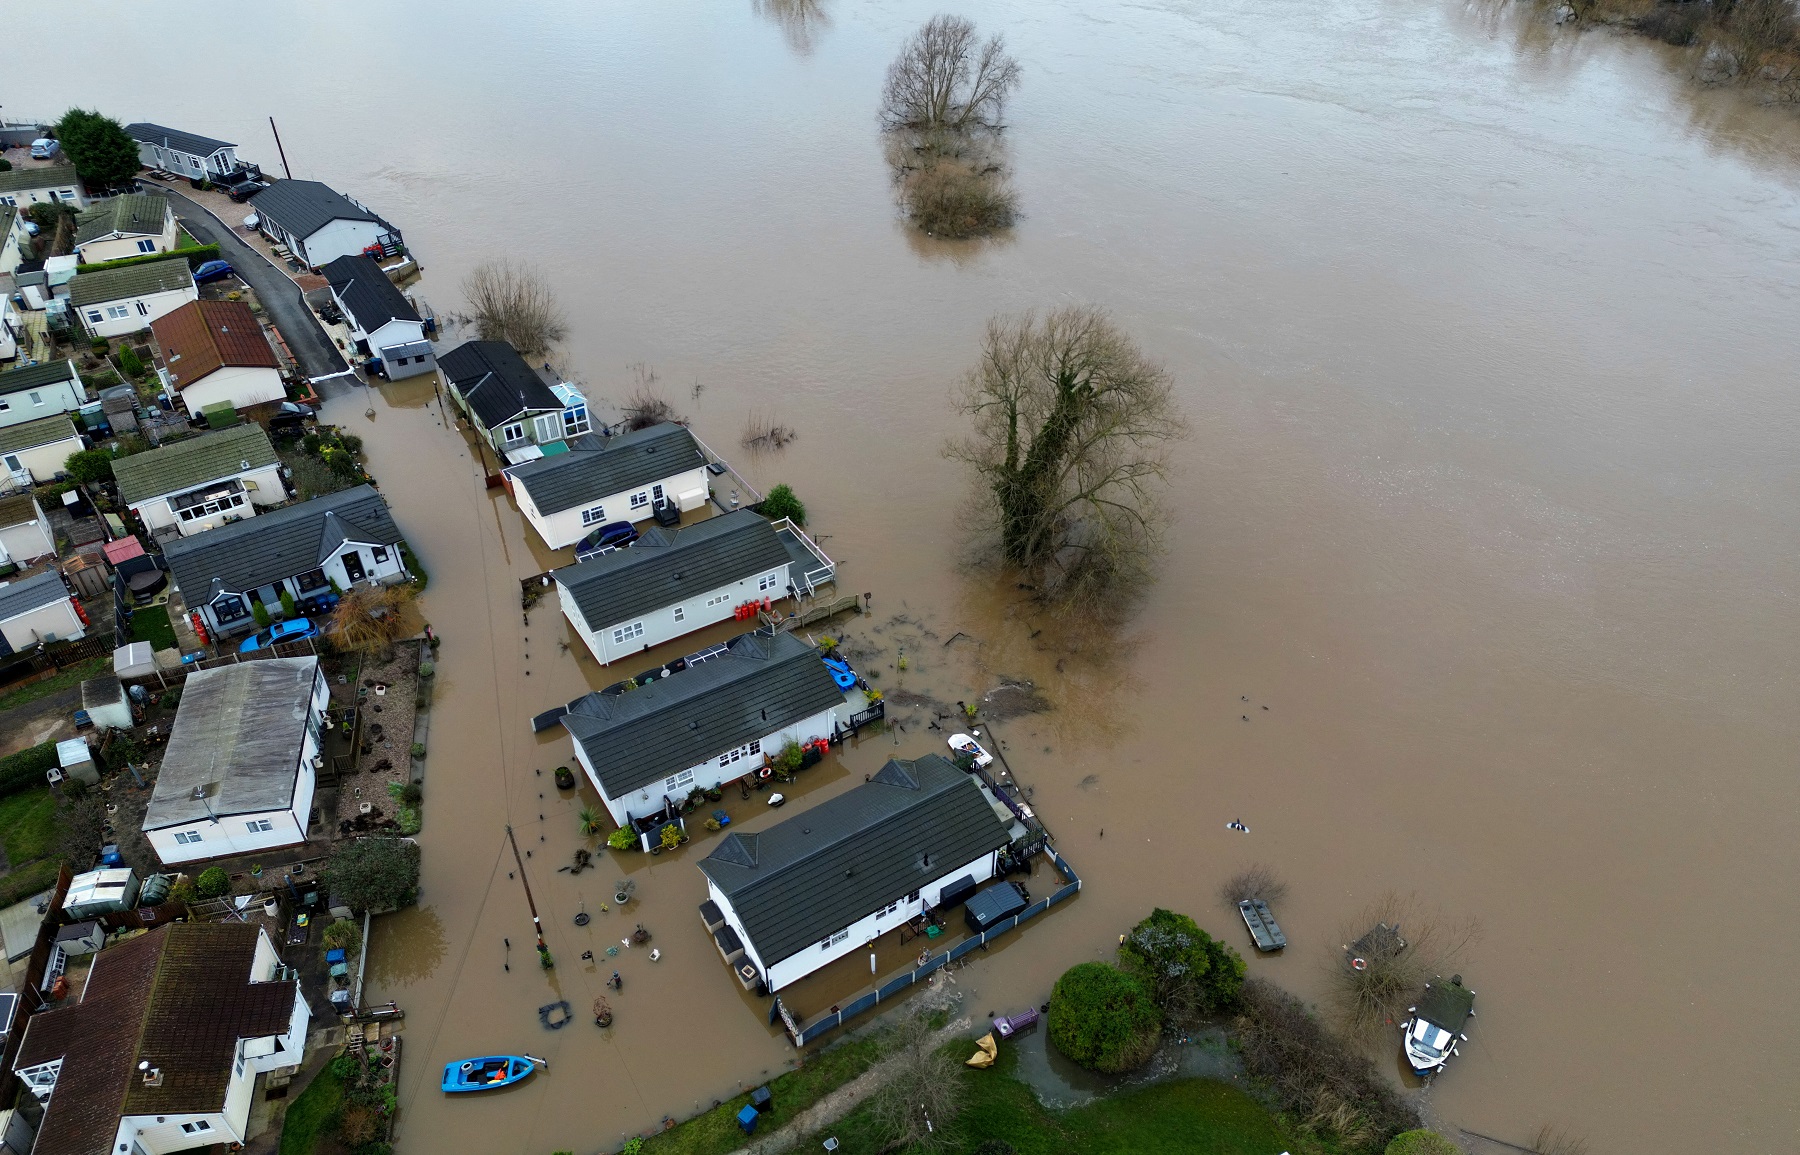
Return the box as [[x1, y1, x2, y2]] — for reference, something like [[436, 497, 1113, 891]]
[[250, 863, 263, 879], [606, 826, 636, 853], [658, 823, 682, 853], [554, 766, 576, 790]]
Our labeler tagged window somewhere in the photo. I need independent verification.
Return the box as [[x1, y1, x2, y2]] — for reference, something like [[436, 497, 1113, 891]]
[[673, 607, 685, 623], [705, 593, 729, 608], [136, 239, 157, 253], [563, 406, 590, 437], [629, 491, 649, 510], [28, 392, 41, 405], [878, 898, 901, 919], [296, 569, 329, 594], [372, 546, 390, 564], [500, 421, 526, 444], [136, 301, 151, 316], [611, 621, 645, 645], [580, 505, 607, 527], [818, 928, 850, 952], [176, 491, 246, 522], [759, 572, 780, 593], [246, 819, 273, 833], [715, 739, 761, 769], [85, 310, 103, 324], [182, 1121, 212, 1134], [174, 831, 204, 845], [104, 304, 131, 321], [214, 595, 249, 623], [662, 768, 695, 795]]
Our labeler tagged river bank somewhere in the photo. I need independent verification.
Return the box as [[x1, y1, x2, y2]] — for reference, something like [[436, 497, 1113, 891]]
[[1547, 0, 1800, 97]]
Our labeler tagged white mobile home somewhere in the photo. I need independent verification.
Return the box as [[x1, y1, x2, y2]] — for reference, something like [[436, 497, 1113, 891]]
[[142, 657, 327, 865], [0, 493, 55, 566], [0, 360, 86, 431], [561, 632, 850, 828], [0, 165, 87, 209], [69, 260, 198, 339], [0, 570, 86, 656], [322, 254, 434, 379], [126, 122, 244, 182], [0, 414, 84, 486], [113, 424, 286, 538], [698, 754, 1015, 992], [556, 509, 833, 666], [252, 179, 402, 269], [506, 422, 711, 550]]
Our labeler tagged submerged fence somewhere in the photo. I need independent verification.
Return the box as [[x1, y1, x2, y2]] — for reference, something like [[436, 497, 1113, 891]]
[[786, 845, 1083, 1047]]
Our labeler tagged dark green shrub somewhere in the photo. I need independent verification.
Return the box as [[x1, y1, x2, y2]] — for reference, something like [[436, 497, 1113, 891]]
[[1048, 962, 1162, 1073], [195, 866, 231, 898], [73, 243, 221, 275], [321, 836, 421, 912], [116, 345, 144, 378], [89, 336, 110, 353], [63, 448, 114, 484], [0, 743, 60, 798], [760, 483, 806, 525], [1118, 907, 1246, 1020], [252, 601, 272, 628], [279, 588, 297, 618]]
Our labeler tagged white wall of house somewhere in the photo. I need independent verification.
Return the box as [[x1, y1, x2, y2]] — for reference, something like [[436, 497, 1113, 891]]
[[74, 211, 178, 265], [115, 1110, 237, 1154], [560, 562, 791, 667], [515, 463, 711, 551], [196, 538, 406, 636], [711, 847, 1001, 992], [132, 462, 286, 536], [0, 375, 84, 430], [0, 599, 85, 651], [288, 218, 389, 269], [138, 141, 239, 181], [574, 701, 841, 828], [0, 216, 25, 275], [0, 516, 55, 565], [79, 285, 199, 338], [0, 182, 87, 209], [1, 432, 82, 484], [177, 365, 285, 415]]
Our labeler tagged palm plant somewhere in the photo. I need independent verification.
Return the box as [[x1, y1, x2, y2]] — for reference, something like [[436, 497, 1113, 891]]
[[577, 805, 604, 838]]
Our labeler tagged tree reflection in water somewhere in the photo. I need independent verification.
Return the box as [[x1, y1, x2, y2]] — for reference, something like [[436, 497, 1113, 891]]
[[753, 0, 831, 56], [367, 904, 448, 987]]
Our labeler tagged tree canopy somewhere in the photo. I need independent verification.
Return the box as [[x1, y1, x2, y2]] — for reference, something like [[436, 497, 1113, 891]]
[[1048, 961, 1163, 1073], [54, 109, 141, 188], [760, 483, 806, 525], [322, 836, 421, 913], [880, 15, 1021, 133], [64, 448, 115, 485], [1117, 907, 1246, 1021]]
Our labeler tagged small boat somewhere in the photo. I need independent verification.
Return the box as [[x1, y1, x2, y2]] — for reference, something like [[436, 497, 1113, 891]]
[[1237, 899, 1287, 952], [1401, 975, 1475, 1078], [948, 733, 993, 769], [441, 1055, 537, 1093], [993, 1006, 1040, 1039], [821, 656, 858, 689]]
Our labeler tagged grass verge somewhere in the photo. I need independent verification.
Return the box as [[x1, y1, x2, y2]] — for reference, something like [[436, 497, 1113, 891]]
[[129, 604, 176, 651], [0, 789, 60, 865], [277, 1062, 345, 1155], [640, 1034, 884, 1155], [0, 655, 111, 715]]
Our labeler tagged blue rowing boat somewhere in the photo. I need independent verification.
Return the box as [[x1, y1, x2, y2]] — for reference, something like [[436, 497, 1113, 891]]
[[442, 1054, 538, 1093]]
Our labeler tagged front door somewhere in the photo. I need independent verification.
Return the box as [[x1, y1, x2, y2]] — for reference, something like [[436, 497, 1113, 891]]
[[3, 454, 25, 485], [342, 550, 366, 583]]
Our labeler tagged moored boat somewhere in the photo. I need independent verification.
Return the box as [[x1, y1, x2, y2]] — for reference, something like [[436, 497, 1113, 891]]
[[441, 1054, 538, 1093], [948, 733, 993, 769], [1237, 898, 1287, 952], [1401, 975, 1475, 1078]]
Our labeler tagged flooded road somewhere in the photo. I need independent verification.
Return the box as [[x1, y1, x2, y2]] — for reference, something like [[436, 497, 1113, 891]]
[[22, 0, 1800, 1149]]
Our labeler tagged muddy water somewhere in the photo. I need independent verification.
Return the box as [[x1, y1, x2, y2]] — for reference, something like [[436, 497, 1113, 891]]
[[25, 0, 1800, 1149]]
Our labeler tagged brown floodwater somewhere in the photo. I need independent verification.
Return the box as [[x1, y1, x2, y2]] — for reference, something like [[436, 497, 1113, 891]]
[[25, 0, 1800, 1150]]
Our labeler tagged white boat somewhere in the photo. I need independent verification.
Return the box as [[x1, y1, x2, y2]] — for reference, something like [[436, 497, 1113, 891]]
[[947, 733, 993, 769], [1401, 975, 1475, 1077]]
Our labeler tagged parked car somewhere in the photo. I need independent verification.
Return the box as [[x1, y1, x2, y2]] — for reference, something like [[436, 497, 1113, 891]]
[[29, 138, 59, 159], [575, 521, 639, 561], [193, 260, 235, 283], [238, 617, 318, 654], [217, 170, 269, 202], [267, 402, 315, 438]]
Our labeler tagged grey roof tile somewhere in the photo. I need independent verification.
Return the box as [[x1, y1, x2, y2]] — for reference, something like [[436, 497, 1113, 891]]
[[439, 340, 561, 431], [507, 422, 705, 515], [555, 510, 789, 631], [322, 254, 419, 333], [0, 166, 82, 195], [0, 570, 71, 623], [699, 755, 1013, 967], [124, 123, 235, 156], [74, 194, 170, 247], [145, 657, 318, 827], [68, 260, 194, 307], [0, 413, 80, 455], [561, 632, 845, 800], [161, 485, 401, 604], [113, 425, 279, 506], [0, 359, 82, 398]]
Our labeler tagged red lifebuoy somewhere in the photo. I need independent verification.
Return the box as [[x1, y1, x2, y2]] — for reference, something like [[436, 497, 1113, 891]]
[[758, 767, 772, 780], [1351, 957, 1368, 971]]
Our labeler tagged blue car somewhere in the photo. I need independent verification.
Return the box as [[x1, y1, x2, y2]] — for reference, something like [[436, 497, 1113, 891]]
[[238, 617, 318, 653], [575, 521, 639, 561], [193, 259, 236, 283]]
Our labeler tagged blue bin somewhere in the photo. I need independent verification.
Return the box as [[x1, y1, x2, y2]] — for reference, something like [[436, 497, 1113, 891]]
[[737, 1104, 760, 1134]]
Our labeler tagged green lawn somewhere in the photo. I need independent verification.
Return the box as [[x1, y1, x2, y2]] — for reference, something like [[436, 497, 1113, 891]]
[[0, 655, 111, 714], [0, 860, 61, 909], [277, 1063, 345, 1155], [129, 604, 176, 651], [781, 1044, 1287, 1155], [642, 1034, 885, 1155], [0, 789, 60, 866]]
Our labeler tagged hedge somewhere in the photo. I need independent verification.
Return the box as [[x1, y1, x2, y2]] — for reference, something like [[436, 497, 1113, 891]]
[[1048, 961, 1164, 1073], [0, 743, 60, 799], [75, 243, 221, 275]]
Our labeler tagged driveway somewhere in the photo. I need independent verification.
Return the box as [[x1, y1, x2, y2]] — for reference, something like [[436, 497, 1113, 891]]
[[160, 188, 347, 379]]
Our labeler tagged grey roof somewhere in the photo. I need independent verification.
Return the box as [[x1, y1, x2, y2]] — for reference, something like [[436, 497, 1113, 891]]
[[0, 359, 81, 398], [439, 340, 561, 431], [322, 254, 419, 334], [144, 657, 319, 828], [699, 755, 1013, 967], [74, 194, 170, 247], [251, 179, 393, 242], [113, 424, 278, 506], [508, 423, 705, 515], [68, 260, 194, 307], [161, 485, 401, 605], [556, 510, 790, 630], [0, 167, 81, 195], [81, 675, 124, 711], [0, 414, 81, 455], [561, 632, 845, 800], [124, 123, 235, 157], [0, 570, 71, 624]]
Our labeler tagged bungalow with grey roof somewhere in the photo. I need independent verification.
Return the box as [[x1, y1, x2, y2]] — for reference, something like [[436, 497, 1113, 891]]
[[69, 260, 197, 339], [0, 360, 85, 430], [322, 255, 435, 379], [112, 424, 286, 539], [251, 179, 402, 269], [0, 164, 87, 209], [125, 122, 244, 182], [0, 493, 54, 566], [71, 193, 177, 265], [0, 413, 84, 486], [0, 570, 86, 655], [505, 422, 711, 550]]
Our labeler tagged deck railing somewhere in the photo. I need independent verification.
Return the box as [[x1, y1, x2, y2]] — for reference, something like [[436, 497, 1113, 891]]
[[771, 517, 835, 592]]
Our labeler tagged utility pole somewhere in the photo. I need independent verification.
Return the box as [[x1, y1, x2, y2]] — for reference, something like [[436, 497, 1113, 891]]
[[505, 824, 550, 967], [269, 116, 293, 180]]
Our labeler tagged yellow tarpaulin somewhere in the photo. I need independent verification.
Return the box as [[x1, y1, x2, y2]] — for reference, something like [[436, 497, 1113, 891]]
[[966, 1032, 997, 1068]]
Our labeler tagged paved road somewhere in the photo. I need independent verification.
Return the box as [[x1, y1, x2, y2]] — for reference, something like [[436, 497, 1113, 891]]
[[162, 188, 347, 379]]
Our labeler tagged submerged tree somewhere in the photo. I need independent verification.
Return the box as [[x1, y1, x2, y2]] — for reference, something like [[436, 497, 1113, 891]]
[[880, 15, 1021, 133], [948, 306, 1186, 608], [461, 259, 568, 355]]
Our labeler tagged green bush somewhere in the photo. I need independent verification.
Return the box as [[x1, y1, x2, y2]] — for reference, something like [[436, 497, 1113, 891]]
[[89, 336, 110, 353], [387, 781, 422, 807], [1048, 962, 1163, 1073], [760, 483, 806, 525], [321, 836, 421, 912], [116, 345, 145, 379], [396, 807, 421, 835], [195, 866, 231, 899], [1117, 907, 1246, 1019], [1386, 1131, 1460, 1155], [0, 743, 60, 799], [279, 588, 297, 618], [328, 1052, 360, 1080], [167, 877, 197, 907], [607, 826, 637, 851], [63, 448, 114, 484], [322, 917, 362, 955], [252, 601, 272, 628], [409, 742, 425, 759]]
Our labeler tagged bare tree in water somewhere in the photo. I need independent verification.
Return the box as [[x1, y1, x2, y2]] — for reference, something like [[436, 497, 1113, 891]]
[[461, 260, 568, 355], [948, 306, 1185, 610], [1329, 891, 1478, 1044], [869, 1013, 963, 1152], [880, 15, 1021, 132]]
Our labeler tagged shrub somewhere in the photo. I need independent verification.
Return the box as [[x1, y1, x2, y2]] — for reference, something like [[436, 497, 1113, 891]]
[[760, 483, 806, 525], [321, 836, 422, 913], [90, 336, 111, 353], [409, 742, 425, 759], [73, 243, 222, 275], [323, 918, 362, 956], [417, 660, 435, 679], [0, 743, 60, 799], [195, 866, 231, 899], [1387, 1131, 1460, 1155], [577, 805, 604, 837], [607, 826, 637, 851], [903, 158, 1018, 238], [397, 807, 421, 835], [116, 345, 144, 378], [1048, 962, 1162, 1073], [386, 781, 422, 807], [279, 588, 297, 618], [1118, 907, 1246, 1021], [329, 1051, 360, 1080], [63, 448, 114, 484], [775, 740, 804, 774], [251, 600, 272, 628], [658, 822, 682, 851]]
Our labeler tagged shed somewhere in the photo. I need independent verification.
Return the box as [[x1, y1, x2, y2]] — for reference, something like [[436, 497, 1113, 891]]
[[114, 640, 157, 680], [81, 675, 132, 730], [63, 867, 140, 920], [52, 920, 105, 956], [963, 881, 1028, 934], [54, 738, 98, 787]]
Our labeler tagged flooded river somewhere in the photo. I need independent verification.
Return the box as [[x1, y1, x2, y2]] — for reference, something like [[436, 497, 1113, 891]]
[[21, 0, 1800, 1150]]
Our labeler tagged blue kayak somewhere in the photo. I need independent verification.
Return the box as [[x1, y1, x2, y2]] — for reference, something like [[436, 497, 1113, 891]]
[[442, 1055, 537, 1093]]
